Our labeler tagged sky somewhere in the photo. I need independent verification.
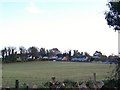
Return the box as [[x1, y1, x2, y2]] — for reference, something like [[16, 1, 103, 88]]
[[0, 0, 118, 56]]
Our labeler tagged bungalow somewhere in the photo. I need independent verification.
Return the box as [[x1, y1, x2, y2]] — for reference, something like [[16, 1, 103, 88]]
[[71, 56, 89, 62]]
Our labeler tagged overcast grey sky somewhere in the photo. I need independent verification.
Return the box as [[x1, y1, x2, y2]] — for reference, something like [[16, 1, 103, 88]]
[[0, 0, 118, 55]]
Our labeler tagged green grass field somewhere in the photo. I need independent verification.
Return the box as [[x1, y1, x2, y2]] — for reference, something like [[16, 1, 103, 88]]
[[2, 61, 115, 88]]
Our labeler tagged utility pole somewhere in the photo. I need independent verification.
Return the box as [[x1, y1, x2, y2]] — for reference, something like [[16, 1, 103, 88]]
[[118, 31, 120, 79], [118, 31, 120, 57], [0, 60, 2, 89]]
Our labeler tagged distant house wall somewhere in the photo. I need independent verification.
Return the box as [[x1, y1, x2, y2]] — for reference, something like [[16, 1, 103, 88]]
[[62, 56, 69, 60]]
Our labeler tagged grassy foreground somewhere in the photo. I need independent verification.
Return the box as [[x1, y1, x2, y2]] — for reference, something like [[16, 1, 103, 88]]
[[2, 61, 115, 87]]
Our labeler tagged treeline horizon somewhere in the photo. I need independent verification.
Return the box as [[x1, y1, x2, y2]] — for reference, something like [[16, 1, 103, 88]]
[[0, 46, 117, 56], [0, 45, 119, 63]]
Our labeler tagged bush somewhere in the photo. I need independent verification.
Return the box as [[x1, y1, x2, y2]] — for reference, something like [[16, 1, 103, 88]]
[[63, 79, 76, 88], [103, 79, 120, 88]]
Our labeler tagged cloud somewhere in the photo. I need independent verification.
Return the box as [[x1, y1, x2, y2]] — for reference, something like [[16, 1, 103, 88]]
[[25, 0, 41, 14]]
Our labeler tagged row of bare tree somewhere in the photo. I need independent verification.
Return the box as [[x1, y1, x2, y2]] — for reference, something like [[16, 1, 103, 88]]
[[1, 46, 62, 62], [0, 46, 118, 63]]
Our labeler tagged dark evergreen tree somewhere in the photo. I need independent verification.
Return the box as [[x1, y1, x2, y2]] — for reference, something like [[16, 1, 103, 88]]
[[28, 46, 39, 60]]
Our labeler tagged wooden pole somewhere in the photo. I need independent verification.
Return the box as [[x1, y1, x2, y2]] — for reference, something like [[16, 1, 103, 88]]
[[26, 85, 29, 90], [118, 31, 120, 57], [0, 60, 2, 88], [15, 80, 19, 89], [93, 73, 96, 82], [118, 31, 120, 79]]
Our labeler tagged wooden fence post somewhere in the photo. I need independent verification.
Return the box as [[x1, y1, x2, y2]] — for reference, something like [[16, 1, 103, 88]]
[[15, 80, 19, 89], [26, 85, 29, 90], [93, 73, 96, 82]]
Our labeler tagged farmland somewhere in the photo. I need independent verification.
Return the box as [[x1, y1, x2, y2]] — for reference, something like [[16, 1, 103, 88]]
[[2, 61, 115, 87]]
